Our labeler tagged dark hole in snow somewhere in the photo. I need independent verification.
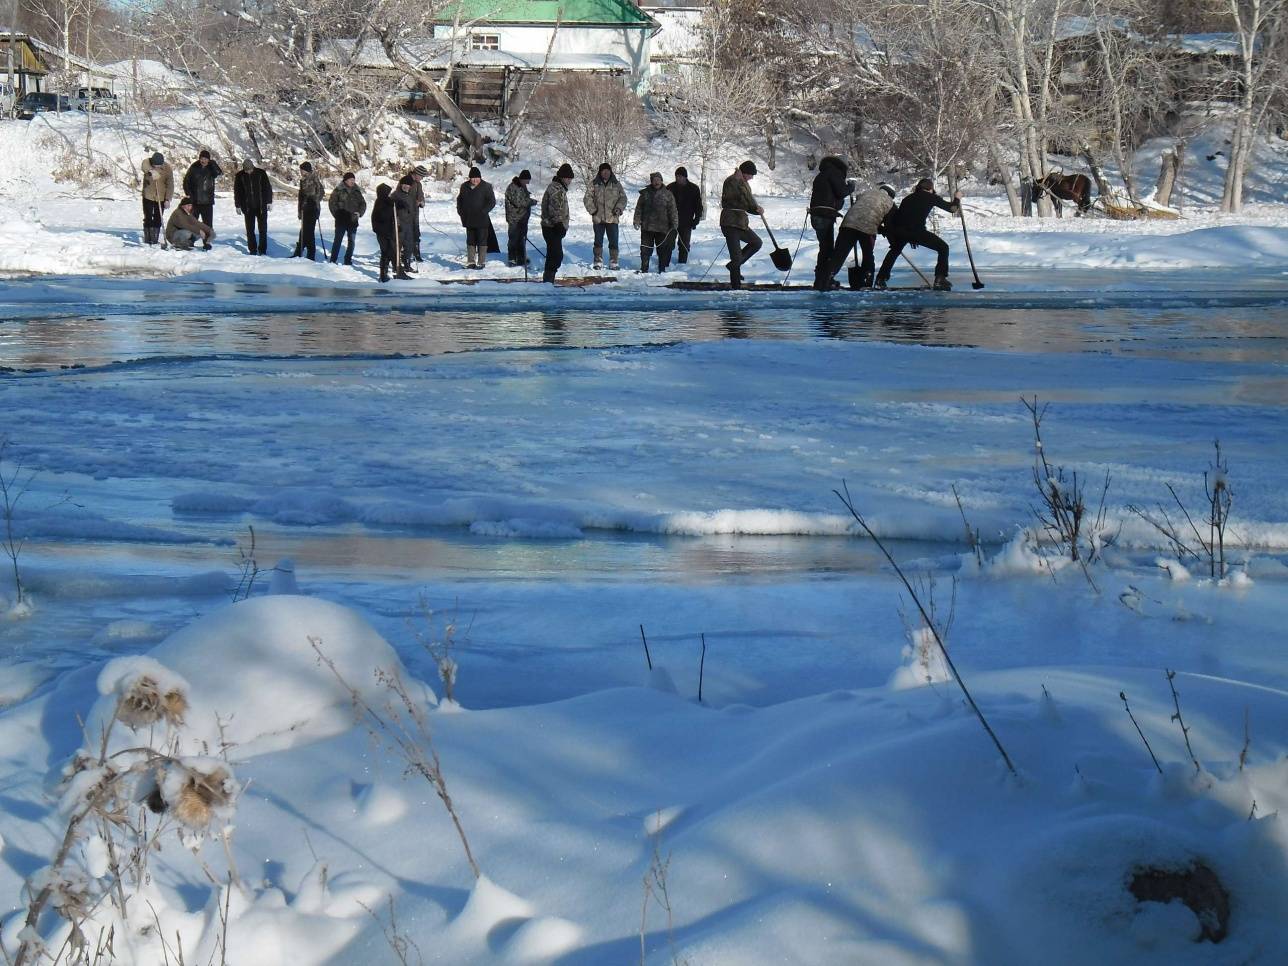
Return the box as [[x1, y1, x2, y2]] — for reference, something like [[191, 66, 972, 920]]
[[1129, 862, 1230, 943]]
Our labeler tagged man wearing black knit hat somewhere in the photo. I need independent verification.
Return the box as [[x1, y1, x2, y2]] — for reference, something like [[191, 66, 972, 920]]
[[456, 166, 496, 269], [541, 163, 575, 283], [720, 161, 763, 289], [505, 169, 537, 267], [667, 167, 703, 265]]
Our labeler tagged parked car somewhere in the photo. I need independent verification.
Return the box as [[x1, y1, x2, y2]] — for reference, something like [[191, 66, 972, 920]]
[[16, 92, 70, 119], [70, 87, 120, 113]]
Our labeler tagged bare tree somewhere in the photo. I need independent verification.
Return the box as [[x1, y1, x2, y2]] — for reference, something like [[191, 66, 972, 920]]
[[1219, 0, 1287, 211], [531, 74, 650, 181]]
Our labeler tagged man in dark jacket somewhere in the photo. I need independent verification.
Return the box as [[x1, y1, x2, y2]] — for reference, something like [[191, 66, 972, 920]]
[[808, 155, 851, 279], [667, 166, 703, 265], [541, 163, 575, 283], [293, 162, 326, 260], [182, 150, 222, 249], [504, 170, 537, 266], [875, 177, 962, 290], [633, 172, 680, 273], [456, 166, 497, 269], [720, 161, 763, 289], [371, 183, 407, 282], [404, 164, 427, 262], [393, 175, 420, 273], [233, 159, 272, 256], [328, 173, 366, 265]]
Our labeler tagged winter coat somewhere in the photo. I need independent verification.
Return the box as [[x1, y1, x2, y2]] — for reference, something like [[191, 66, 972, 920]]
[[583, 175, 627, 224], [667, 179, 703, 227], [329, 183, 367, 223], [633, 184, 679, 234], [891, 190, 958, 235], [808, 155, 850, 219], [403, 172, 426, 209], [142, 160, 174, 206], [297, 172, 325, 216], [719, 173, 759, 230], [541, 178, 570, 229], [371, 184, 395, 241], [393, 185, 418, 247], [165, 206, 213, 245], [233, 168, 273, 214], [182, 159, 222, 206], [841, 187, 894, 236], [504, 179, 536, 226], [456, 180, 497, 229]]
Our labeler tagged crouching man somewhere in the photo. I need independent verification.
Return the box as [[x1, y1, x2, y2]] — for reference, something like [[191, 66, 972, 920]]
[[165, 197, 215, 251]]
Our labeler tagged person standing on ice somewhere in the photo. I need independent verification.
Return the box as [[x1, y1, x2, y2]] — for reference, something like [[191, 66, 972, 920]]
[[140, 152, 173, 247], [181, 149, 221, 250], [293, 162, 325, 261], [807, 155, 852, 281], [667, 166, 703, 265], [233, 159, 273, 257], [403, 163, 428, 263], [371, 183, 407, 282], [504, 169, 537, 267], [815, 183, 895, 291], [456, 166, 497, 270], [393, 175, 420, 274], [541, 163, 575, 284], [633, 172, 679, 273], [328, 173, 366, 265], [583, 162, 627, 271], [720, 161, 764, 290], [874, 177, 961, 291], [165, 197, 214, 251]]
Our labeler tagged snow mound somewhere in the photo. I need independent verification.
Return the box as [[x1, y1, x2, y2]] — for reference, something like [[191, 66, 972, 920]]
[[87, 596, 426, 758]]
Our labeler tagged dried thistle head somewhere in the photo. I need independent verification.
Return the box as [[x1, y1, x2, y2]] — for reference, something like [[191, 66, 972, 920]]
[[116, 675, 188, 730], [169, 764, 236, 830]]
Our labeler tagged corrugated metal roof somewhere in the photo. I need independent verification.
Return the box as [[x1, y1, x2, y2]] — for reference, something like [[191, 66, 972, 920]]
[[319, 38, 631, 71]]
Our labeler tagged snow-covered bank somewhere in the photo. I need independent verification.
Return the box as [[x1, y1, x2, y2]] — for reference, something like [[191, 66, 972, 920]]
[[1, 109, 1287, 285], [3, 596, 1288, 964]]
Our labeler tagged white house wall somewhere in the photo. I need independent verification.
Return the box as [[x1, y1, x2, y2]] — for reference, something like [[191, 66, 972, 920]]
[[432, 24, 652, 87], [648, 9, 703, 68]]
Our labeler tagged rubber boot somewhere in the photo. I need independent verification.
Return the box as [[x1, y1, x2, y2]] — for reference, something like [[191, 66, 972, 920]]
[[874, 275, 889, 290], [729, 266, 742, 290], [475, 246, 486, 270], [638, 248, 650, 273], [858, 268, 874, 289], [592, 246, 603, 270], [609, 250, 619, 271], [933, 274, 952, 291]]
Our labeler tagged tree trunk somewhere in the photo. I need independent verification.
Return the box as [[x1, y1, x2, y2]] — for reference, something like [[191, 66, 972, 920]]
[[990, 143, 1022, 215], [1081, 146, 1113, 200], [380, 35, 485, 157], [1154, 140, 1185, 207], [764, 124, 776, 171]]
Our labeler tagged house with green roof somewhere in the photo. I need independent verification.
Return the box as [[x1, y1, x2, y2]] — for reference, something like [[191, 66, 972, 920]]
[[429, 0, 658, 112]]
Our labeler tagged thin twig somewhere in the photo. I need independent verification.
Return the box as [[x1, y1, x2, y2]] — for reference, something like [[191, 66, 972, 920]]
[[835, 482, 1016, 776], [1119, 690, 1163, 773], [1165, 669, 1201, 775]]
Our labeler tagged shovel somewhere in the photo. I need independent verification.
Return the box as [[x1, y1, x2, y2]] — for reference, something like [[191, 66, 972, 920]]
[[847, 246, 863, 290], [760, 214, 792, 272]]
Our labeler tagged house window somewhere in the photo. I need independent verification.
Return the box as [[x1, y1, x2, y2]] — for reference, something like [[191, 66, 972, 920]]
[[470, 33, 500, 51]]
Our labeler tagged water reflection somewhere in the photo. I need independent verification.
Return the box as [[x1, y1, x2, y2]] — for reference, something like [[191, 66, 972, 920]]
[[3, 272, 1288, 371]]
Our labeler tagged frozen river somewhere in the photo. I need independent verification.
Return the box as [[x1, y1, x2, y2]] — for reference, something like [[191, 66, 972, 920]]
[[3, 269, 1288, 706]]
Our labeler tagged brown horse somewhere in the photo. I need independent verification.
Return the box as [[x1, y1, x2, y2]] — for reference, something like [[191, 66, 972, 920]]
[[1034, 173, 1093, 217]]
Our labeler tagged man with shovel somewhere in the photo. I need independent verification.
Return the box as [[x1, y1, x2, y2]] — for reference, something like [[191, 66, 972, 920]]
[[875, 178, 961, 291], [720, 161, 764, 289]]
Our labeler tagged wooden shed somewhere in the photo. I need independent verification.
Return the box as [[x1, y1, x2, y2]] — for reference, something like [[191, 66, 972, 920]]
[[0, 32, 50, 96]]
